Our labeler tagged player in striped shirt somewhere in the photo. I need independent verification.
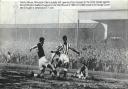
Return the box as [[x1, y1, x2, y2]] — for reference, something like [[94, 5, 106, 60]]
[[54, 35, 80, 78]]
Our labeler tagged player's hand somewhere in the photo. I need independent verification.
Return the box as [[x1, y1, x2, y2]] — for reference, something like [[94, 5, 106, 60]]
[[30, 48, 32, 52], [77, 52, 80, 56], [51, 51, 55, 53]]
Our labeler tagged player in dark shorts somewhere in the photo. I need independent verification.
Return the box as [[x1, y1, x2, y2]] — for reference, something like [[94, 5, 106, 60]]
[[30, 37, 57, 77]]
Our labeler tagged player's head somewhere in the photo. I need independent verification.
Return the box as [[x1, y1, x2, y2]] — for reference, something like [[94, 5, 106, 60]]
[[39, 37, 45, 44], [62, 35, 67, 42]]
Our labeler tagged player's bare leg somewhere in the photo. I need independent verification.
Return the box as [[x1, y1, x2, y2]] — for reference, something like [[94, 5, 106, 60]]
[[38, 65, 46, 78], [47, 64, 57, 77]]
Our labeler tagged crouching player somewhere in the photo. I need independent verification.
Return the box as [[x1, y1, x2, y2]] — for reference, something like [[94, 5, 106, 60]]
[[53, 35, 80, 78], [74, 64, 88, 79], [30, 37, 57, 78]]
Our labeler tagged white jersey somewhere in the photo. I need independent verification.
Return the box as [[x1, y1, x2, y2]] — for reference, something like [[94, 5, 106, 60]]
[[59, 43, 70, 55]]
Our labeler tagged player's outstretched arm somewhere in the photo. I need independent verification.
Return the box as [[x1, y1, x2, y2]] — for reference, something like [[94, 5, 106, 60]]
[[30, 45, 37, 52], [69, 47, 80, 55]]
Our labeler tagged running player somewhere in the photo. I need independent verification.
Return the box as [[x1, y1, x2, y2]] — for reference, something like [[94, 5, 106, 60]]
[[30, 37, 56, 78]]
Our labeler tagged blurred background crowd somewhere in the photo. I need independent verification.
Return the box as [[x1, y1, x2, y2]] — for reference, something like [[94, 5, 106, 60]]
[[0, 41, 128, 73]]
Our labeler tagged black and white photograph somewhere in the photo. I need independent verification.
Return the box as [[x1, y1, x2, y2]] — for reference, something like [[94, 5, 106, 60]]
[[0, 0, 128, 89]]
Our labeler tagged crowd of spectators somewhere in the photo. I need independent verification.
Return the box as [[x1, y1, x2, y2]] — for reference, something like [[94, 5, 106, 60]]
[[0, 42, 128, 73]]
